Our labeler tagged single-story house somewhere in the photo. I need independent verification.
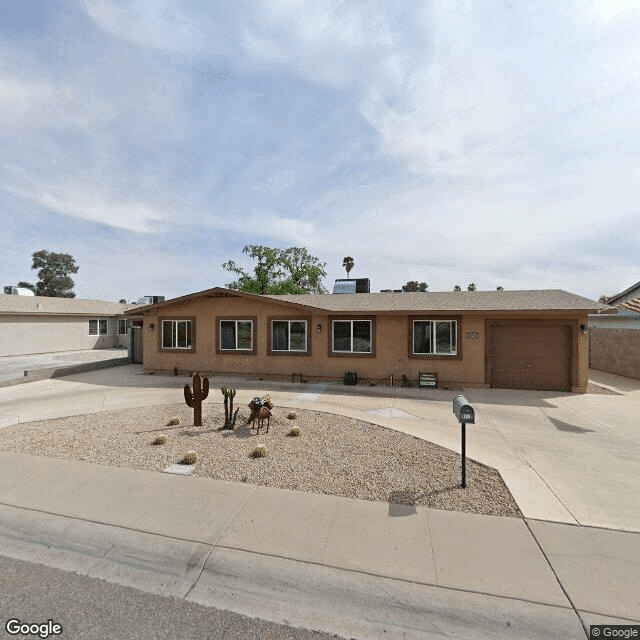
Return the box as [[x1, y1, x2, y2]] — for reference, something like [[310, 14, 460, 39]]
[[589, 280, 640, 380], [0, 294, 136, 357], [126, 287, 606, 392]]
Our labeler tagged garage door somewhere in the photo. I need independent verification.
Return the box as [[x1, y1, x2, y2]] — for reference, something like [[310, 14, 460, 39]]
[[491, 325, 572, 391]]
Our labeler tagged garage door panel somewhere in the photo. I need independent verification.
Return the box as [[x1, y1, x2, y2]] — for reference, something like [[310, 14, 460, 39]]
[[491, 325, 572, 391]]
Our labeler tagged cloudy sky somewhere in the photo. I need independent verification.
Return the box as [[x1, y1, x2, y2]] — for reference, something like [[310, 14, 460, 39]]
[[1, 0, 639, 302]]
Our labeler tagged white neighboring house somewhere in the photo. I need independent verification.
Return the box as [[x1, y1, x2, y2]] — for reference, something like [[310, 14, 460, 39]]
[[0, 294, 137, 357]]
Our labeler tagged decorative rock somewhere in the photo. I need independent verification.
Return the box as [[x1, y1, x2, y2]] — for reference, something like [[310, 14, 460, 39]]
[[182, 450, 198, 465], [287, 411, 298, 420], [253, 444, 267, 458], [168, 417, 180, 426], [153, 434, 167, 445], [289, 426, 301, 437]]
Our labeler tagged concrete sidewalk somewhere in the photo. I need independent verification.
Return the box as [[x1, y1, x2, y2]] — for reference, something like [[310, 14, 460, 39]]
[[1, 452, 638, 639]]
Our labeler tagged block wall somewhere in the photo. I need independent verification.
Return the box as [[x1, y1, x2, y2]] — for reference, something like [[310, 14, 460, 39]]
[[589, 328, 640, 380]]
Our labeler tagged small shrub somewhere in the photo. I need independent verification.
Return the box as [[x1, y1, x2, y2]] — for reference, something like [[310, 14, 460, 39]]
[[289, 426, 301, 437], [182, 450, 197, 465], [253, 444, 267, 458], [153, 434, 167, 445], [287, 411, 298, 420], [168, 417, 180, 426]]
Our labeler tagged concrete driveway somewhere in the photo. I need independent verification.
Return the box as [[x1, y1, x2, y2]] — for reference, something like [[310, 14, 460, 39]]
[[0, 365, 638, 532]]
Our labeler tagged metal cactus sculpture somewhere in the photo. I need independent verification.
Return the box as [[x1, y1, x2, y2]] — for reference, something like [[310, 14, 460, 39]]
[[184, 372, 209, 426], [221, 386, 239, 429]]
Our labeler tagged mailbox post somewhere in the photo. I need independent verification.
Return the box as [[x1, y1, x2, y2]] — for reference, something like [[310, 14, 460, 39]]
[[452, 395, 475, 488]]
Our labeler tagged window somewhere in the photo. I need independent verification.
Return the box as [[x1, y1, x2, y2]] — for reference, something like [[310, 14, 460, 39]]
[[332, 320, 371, 353], [118, 319, 131, 335], [413, 320, 457, 355], [162, 320, 192, 349], [220, 320, 253, 350], [89, 318, 108, 335], [272, 320, 307, 351]]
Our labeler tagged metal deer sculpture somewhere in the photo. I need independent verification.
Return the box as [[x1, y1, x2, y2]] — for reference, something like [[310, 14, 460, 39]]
[[184, 372, 209, 426]]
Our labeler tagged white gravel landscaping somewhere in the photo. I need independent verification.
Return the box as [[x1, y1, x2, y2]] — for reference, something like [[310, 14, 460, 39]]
[[0, 401, 522, 518]]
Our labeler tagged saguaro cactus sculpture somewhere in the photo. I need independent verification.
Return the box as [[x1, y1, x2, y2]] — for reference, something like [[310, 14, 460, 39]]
[[184, 372, 209, 426], [221, 386, 239, 429]]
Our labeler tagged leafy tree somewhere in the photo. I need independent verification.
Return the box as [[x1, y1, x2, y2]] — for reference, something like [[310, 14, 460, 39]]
[[453, 285, 462, 291], [16, 281, 36, 293], [402, 281, 428, 292], [342, 256, 354, 279], [496, 286, 504, 291], [222, 245, 327, 294], [119, 298, 128, 303], [22, 250, 79, 297], [598, 294, 610, 303], [467, 283, 477, 291]]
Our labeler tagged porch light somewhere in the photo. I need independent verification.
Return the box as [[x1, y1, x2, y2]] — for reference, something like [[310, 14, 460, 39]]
[[316, 323, 322, 333]]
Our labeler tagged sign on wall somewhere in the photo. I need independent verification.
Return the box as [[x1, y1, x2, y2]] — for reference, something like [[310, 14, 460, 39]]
[[466, 332, 480, 339]]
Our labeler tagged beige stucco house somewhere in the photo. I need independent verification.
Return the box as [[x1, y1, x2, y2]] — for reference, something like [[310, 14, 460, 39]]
[[126, 287, 605, 392], [0, 294, 135, 357]]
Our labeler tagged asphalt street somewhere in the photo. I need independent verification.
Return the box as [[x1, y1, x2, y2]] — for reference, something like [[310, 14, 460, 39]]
[[0, 554, 340, 640]]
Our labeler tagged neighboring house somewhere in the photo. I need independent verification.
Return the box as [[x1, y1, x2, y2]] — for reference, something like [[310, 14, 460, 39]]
[[604, 280, 640, 307], [125, 287, 605, 392], [589, 281, 640, 380], [0, 294, 136, 357]]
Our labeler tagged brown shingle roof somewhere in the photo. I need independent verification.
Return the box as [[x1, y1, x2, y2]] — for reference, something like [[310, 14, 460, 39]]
[[263, 289, 606, 313], [125, 286, 607, 315], [0, 294, 135, 316]]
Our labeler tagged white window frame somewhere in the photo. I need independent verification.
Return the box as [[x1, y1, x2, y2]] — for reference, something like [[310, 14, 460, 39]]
[[332, 320, 372, 353], [220, 319, 253, 351], [118, 319, 131, 335], [413, 320, 457, 356], [162, 320, 192, 349], [89, 318, 108, 336], [271, 320, 308, 352]]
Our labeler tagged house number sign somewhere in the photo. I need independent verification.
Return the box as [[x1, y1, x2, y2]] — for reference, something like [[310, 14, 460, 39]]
[[466, 332, 480, 339]]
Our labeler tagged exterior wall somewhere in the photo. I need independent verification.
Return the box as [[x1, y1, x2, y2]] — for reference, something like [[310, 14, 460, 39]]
[[589, 327, 640, 380], [0, 315, 119, 356], [140, 296, 589, 391]]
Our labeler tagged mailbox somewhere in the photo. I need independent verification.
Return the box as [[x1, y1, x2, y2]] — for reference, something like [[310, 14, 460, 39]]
[[453, 395, 475, 424]]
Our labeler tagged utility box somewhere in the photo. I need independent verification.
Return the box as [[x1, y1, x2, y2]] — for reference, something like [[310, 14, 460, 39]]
[[452, 395, 475, 424], [333, 278, 370, 294]]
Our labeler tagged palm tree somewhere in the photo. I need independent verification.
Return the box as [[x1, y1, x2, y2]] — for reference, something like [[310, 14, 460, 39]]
[[342, 256, 355, 279], [453, 285, 462, 291], [496, 286, 504, 291], [467, 283, 477, 291]]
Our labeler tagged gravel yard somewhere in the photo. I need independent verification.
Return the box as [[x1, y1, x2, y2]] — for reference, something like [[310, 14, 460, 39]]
[[0, 402, 522, 518]]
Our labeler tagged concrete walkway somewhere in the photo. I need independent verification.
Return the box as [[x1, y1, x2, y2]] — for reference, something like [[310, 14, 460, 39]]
[[0, 348, 129, 386]]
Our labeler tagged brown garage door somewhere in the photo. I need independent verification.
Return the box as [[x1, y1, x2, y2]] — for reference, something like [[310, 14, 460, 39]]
[[491, 325, 572, 391]]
